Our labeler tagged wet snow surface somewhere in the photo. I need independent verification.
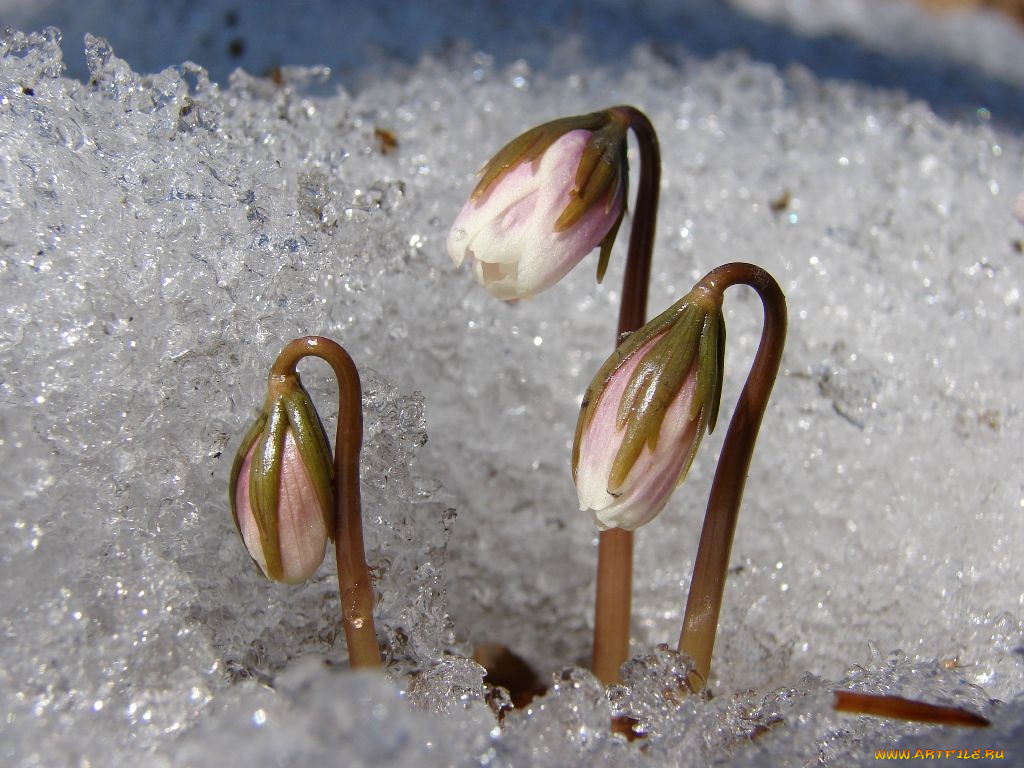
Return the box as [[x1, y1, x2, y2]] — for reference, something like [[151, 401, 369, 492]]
[[1, 1, 1022, 765]]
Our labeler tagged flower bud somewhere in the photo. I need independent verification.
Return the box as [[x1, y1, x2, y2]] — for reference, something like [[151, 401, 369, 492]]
[[572, 288, 725, 531], [448, 110, 629, 300], [229, 375, 335, 584]]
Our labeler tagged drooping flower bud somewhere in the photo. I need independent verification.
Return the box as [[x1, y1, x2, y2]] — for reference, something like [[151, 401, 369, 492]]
[[229, 374, 335, 584], [573, 287, 725, 531], [448, 109, 630, 300]]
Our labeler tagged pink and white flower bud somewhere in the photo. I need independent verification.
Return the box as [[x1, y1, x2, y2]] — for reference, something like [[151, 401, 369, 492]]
[[573, 292, 724, 532], [230, 380, 335, 585], [448, 129, 625, 300], [575, 337, 703, 531], [234, 428, 330, 584]]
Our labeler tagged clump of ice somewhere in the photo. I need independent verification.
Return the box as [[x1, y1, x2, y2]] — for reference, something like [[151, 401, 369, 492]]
[[1, 7, 1022, 767]]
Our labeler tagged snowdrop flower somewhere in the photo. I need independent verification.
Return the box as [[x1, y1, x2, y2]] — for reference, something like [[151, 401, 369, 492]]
[[230, 374, 335, 584], [573, 288, 725, 531], [448, 110, 630, 300]]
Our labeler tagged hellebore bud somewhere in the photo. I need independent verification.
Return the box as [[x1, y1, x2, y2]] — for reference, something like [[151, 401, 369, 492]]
[[229, 374, 335, 584], [572, 287, 725, 531], [448, 109, 629, 300]]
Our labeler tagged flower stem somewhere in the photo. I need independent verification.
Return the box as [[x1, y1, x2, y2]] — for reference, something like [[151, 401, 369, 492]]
[[592, 529, 634, 684], [592, 106, 660, 685], [273, 337, 383, 669], [677, 263, 786, 692], [611, 105, 659, 337]]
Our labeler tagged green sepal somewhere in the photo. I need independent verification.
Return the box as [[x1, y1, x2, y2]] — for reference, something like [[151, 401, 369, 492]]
[[595, 140, 629, 284], [249, 396, 288, 581], [470, 111, 610, 204], [280, 379, 336, 541], [696, 308, 725, 433], [595, 202, 625, 284], [714, 309, 726, 431], [672, 304, 724, 489], [553, 119, 629, 232]]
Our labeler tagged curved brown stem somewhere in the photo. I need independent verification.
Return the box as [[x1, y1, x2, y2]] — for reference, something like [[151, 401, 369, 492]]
[[273, 336, 383, 669], [677, 263, 786, 692], [592, 106, 660, 685], [610, 105, 660, 339]]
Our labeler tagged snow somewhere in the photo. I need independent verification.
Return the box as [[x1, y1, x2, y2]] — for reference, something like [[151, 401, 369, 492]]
[[1, 2, 1022, 765]]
